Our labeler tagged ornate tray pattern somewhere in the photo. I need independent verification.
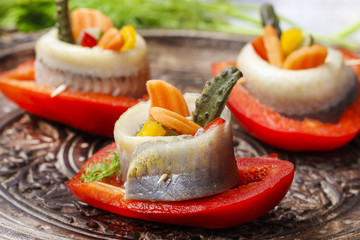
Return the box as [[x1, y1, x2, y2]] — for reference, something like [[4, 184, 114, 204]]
[[0, 30, 359, 239]]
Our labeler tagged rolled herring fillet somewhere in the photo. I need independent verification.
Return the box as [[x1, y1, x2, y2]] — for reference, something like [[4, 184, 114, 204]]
[[114, 93, 239, 201], [35, 28, 150, 98], [237, 43, 358, 122]]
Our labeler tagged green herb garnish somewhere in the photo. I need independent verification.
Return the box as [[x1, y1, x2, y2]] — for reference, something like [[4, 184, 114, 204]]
[[81, 151, 121, 182]]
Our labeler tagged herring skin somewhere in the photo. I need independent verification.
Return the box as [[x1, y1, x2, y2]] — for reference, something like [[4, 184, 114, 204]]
[[35, 29, 150, 97], [237, 43, 358, 122], [114, 93, 239, 201]]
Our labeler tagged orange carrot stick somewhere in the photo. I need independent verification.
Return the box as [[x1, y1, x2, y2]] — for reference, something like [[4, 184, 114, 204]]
[[263, 25, 284, 67], [146, 80, 190, 118], [97, 28, 124, 50], [71, 8, 113, 41], [282, 45, 328, 70], [149, 107, 201, 136]]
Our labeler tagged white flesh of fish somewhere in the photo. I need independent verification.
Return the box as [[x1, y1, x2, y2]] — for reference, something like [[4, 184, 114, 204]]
[[237, 43, 357, 117], [34, 28, 150, 97]]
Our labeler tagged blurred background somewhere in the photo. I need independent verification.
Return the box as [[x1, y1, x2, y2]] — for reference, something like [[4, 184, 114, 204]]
[[241, 0, 359, 36], [238, 0, 360, 49], [0, 0, 359, 51]]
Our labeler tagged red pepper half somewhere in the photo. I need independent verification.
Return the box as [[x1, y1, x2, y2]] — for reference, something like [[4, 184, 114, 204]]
[[67, 142, 294, 229], [212, 49, 360, 151], [0, 60, 146, 137]]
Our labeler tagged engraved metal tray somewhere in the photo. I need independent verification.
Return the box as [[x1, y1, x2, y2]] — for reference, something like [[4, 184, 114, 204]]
[[0, 30, 359, 239]]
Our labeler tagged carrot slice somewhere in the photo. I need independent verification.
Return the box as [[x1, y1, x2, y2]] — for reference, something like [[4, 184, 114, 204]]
[[147, 80, 190, 118], [282, 45, 328, 70], [71, 8, 113, 41], [149, 107, 201, 136], [97, 28, 124, 50], [251, 36, 268, 61], [263, 25, 284, 67]]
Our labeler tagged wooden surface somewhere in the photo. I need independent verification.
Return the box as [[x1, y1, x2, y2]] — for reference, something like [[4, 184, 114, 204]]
[[0, 29, 360, 239]]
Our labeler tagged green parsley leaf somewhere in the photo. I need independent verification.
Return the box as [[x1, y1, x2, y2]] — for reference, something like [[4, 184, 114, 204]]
[[81, 151, 121, 182]]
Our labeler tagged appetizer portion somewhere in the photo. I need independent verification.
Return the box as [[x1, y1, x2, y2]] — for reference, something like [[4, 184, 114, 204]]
[[0, 0, 150, 137], [240, 4, 358, 123], [68, 67, 294, 228], [115, 91, 238, 201], [68, 143, 294, 228], [238, 43, 358, 123], [217, 4, 360, 151], [115, 66, 242, 201], [35, 2, 149, 98], [35, 27, 149, 98]]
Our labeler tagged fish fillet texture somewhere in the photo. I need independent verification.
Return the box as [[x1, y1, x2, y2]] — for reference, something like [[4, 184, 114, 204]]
[[114, 93, 239, 201], [237, 43, 358, 118], [35, 28, 150, 97]]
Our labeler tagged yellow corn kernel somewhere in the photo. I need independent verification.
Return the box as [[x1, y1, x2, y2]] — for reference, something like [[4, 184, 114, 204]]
[[120, 25, 136, 51], [281, 28, 303, 56], [136, 121, 166, 137]]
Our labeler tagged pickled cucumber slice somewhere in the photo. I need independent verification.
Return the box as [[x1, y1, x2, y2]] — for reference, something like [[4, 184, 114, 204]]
[[56, 0, 74, 43], [260, 3, 281, 37], [193, 66, 242, 127]]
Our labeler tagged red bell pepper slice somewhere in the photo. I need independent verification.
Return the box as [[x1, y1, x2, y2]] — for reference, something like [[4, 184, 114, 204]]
[[0, 60, 35, 80], [204, 117, 225, 131], [80, 32, 98, 48], [67, 142, 294, 229], [251, 36, 268, 61], [0, 60, 146, 137], [212, 49, 360, 151]]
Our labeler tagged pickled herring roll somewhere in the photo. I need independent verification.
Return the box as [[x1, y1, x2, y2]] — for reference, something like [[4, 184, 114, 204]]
[[115, 93, 237, 201], [238, 43, 358, 122], [35, 28, 149, 97], [112, 66, 242, 201], [35, 1, 150, 98], [237, 4, 358, 123]]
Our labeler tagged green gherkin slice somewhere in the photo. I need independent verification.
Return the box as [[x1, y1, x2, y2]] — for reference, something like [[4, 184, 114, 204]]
[[55, 0, 74, 43], [192, 66, 242, 127], [260, 3, 281, 37]]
